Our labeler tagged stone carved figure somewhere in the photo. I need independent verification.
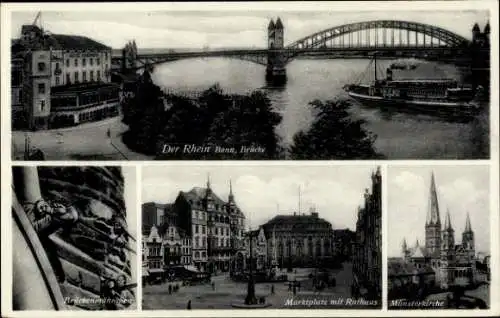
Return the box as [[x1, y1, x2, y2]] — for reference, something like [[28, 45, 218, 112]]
[[12, 166, 136, 311]]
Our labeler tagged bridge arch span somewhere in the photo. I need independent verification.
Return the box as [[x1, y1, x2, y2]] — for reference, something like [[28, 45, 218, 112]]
[[286, 20, 470, 50]]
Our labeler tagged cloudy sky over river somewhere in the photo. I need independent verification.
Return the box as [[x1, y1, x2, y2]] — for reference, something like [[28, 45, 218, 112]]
[[11, 3, 489, 49]]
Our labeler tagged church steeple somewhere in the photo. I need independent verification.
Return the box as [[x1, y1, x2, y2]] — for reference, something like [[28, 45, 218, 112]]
[[444, 209, 453, 231], [427, 172, 441, 225], [462, 211, 475, 256], [441, 209, 455, 256], [464, 211, 472, 232], [402, 238, 408, 257], [228, 179, 234, 203], [205, 173, 214, 212], [275, 17, 284, 30], [268, 19, 275, 30], [425, 172, 442, 257]]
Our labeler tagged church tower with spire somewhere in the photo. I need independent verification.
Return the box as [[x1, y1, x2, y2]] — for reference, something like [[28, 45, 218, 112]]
[[205, 174, 215, 212], [462, 212, 475, 259], [425, 172, 442, 258], [402, 238, 408, 259], [228, 179, 236, 213], [440, 210, 455, 287]]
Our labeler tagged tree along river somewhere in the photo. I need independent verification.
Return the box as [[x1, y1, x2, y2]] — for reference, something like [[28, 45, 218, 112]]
[[151, 57, 485, 159]]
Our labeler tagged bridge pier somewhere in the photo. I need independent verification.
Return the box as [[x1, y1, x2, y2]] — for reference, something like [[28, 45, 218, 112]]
[[266, 50, 287, 84]]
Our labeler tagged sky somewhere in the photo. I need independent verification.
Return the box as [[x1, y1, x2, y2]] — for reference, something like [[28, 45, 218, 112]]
[[10, 7, 489, 49], [142, 165, 378, 231], [387, 165, 490, 257]]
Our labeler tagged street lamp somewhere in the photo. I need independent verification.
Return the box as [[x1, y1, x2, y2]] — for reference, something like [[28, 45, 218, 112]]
[[244, 226, 257, 305]]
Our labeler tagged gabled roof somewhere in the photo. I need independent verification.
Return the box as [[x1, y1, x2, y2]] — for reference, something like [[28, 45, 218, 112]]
[[410, 246, 428, 258], [262, 214, 332, 237], [180, 186, 244, 216], [408, 246, 429, 258], [51, 34, 111, 51], [16, 24, 111, 51], [182, 186, 226, 208], [265, 214, 332, 226]]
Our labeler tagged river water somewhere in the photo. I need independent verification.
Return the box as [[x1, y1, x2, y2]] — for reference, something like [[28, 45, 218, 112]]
[[151, 58, 482, 159]]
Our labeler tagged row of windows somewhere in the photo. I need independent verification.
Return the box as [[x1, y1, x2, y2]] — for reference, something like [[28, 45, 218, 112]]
[[193, 224, 231, 236], [37, 60, 108, 75], [194, 211, 206, 220], [165, 246, 181, 254], [214, 227, 230, 236], [66, 57, 104, 68], [193, 236, 207, 248], [194, 210, 244, 227], [149, 247, 161, 257], [210, 252, 232, 258], [65, 70, 103, 84], [213, 237, 230, 248], [149, 260, 162, 269], [275, 242, 330, 256], [210, 214, 231, 224], [194, 251, 207, 259], [194, 224, 206, 234]]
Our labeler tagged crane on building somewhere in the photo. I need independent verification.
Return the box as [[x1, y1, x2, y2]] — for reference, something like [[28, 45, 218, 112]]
[[32, 11, 42, 30]]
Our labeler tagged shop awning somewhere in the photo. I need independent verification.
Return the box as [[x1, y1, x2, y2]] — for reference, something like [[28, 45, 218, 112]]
[[184, 265, 200, 273], [149, 268, 165, 273]]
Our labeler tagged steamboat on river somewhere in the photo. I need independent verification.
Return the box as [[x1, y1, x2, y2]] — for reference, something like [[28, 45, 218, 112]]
[[343, 54, 481, 119]]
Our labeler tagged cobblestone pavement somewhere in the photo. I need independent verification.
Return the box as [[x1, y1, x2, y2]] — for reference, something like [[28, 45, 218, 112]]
[[143, 262, 379, 309], [12, 115, 151, 160]]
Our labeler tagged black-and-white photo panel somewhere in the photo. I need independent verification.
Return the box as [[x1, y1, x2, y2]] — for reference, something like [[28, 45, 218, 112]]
[[11, 166, 138, 311], [9, 6, 491, 160], [141, 164, 382, 309]]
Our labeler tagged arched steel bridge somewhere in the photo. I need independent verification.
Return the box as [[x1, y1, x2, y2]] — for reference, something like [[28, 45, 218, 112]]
[[114, 19, 473, 71]]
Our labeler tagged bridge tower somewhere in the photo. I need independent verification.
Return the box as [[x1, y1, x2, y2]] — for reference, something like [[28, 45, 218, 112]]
[[470, 22, 490, 94], [266, 17, 287, 82]]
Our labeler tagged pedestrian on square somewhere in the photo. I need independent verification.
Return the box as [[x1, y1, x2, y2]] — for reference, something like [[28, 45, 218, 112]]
[[271, 284, 275, 294], [212, 281, 215, 291], [168, 284, 172, 294], [187, 300, 192, 310]]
